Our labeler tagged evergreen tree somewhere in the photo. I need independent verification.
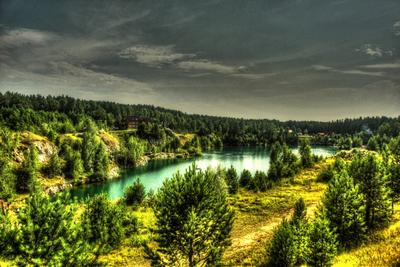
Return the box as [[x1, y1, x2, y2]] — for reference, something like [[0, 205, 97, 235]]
[[16, 145, 40, 192], [81, 193, 124, 254], [65, 149, 84, 182], [226, 165, 239, 194], [322, 170, 366, 248], [267, 219, 297, 267], [251, 170, 270, 192], [349, 153, 391, 229], [306, 216, 338, 267], [388, 159, 400, 212], [123, 178, 146, 207], [268, 142, 298, 181], [299, 138, 313, 168], [367, 136, 379, 151], [150, 164, 234, 266], [92, 142, 109, 181], [291, 198, 307, 225], [81, 123, 98, 173], [8, 189, 94, 265], [46, 150, 62, 177], [239, 169, 252, 188], [0, 153, 16, 200]]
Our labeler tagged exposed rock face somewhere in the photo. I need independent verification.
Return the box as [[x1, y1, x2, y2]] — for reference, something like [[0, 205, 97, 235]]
[[34, 140, 56, 164], [45, 181, 72, 196]]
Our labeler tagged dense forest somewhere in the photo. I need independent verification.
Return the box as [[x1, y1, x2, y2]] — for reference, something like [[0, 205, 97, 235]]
[[0, 92, 399, 266], [1, 92, 399, 146]]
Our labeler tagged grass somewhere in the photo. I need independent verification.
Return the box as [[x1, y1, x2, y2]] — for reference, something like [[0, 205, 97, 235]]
[[333, 204, 400, 267]]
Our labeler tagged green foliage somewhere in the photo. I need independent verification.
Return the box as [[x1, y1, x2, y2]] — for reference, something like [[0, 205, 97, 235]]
[[267, 219, 298, 267], [349, 153, 391, 229], [16, 145, 40, 192], [239, 169, 252, 188], [120, 136, 146, 166], [306, 216, 338, 267], [123, 178, 146, 207], [65, 147, 84, 182], [81, 194, 125, 254], [45, 150, 63, 177], [299, 138, 314, 168], [150, 164, 234, 266], [367, 136, 380, 151], [318, 157, 347, 182], [0, 155, 16, 200], [291, 198, 307, 225], [322, 170, 366, 248], [1, 189, 95, 266], [250, 170, 270, 192], [92, 142, 110, 181], [268, 142, 298, 181], [81, 123, 99, 173], [226, 165, 239, 194]]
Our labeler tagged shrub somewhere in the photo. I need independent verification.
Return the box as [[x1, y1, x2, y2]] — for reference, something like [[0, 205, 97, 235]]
[[123, 178, 146, 207]]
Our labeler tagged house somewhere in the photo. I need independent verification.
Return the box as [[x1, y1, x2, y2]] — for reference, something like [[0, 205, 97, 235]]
[[126, 115, 148, 129]]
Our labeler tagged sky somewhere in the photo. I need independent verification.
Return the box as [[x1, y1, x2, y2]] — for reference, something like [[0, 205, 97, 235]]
[[0, 0, 399, 121]]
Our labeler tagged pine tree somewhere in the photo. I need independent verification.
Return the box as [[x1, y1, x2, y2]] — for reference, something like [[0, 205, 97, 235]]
[[81, 123, 98, 173], [0, 153, 16, 200], [239, 169, 252, 188], [226, 165, 239, 194], [299, 138, 313, 168], [81, 193, 124, 254], [150, 164, 234, 266], [46, 150, 62, 177], [306, 216, 338, 267], [349, 153, 391, 229], [16, 145, 40, 192], [123, 178, 146, 207], [322, 170, 366, 248], [267, 219, 297, 267], [10, 189, 94, 265], [92, 142, 110, 181]]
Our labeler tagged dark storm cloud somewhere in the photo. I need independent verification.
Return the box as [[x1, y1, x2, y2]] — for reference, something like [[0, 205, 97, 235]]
[[0, 0, 399, 120]]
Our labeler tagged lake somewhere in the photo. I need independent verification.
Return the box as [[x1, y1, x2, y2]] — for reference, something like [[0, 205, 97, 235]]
[[69, 146, 336, 200]]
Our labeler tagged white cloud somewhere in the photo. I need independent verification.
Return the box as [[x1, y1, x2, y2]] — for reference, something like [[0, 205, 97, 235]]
[[312, 65, 334, 71], [177, 60, 236, 74], [313, 64, 384, 77], [118, 45, 194, 67], [356, 44, 393, 57], [362, 63, 400, 69], [0, 27, 55, 48]]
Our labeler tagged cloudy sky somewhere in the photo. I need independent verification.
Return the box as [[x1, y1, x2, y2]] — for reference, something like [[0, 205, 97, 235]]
[[0, 0, 399, 121]]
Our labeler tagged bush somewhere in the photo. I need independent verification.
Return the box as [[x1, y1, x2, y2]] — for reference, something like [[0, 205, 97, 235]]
[[123, 178, 146, 207]]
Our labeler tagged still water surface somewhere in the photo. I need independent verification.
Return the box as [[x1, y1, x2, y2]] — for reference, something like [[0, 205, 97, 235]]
[[69, 146, 336, 200]]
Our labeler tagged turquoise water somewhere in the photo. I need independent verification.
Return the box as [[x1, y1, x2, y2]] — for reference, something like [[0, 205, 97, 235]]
[[69, 146, 336, 200]]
